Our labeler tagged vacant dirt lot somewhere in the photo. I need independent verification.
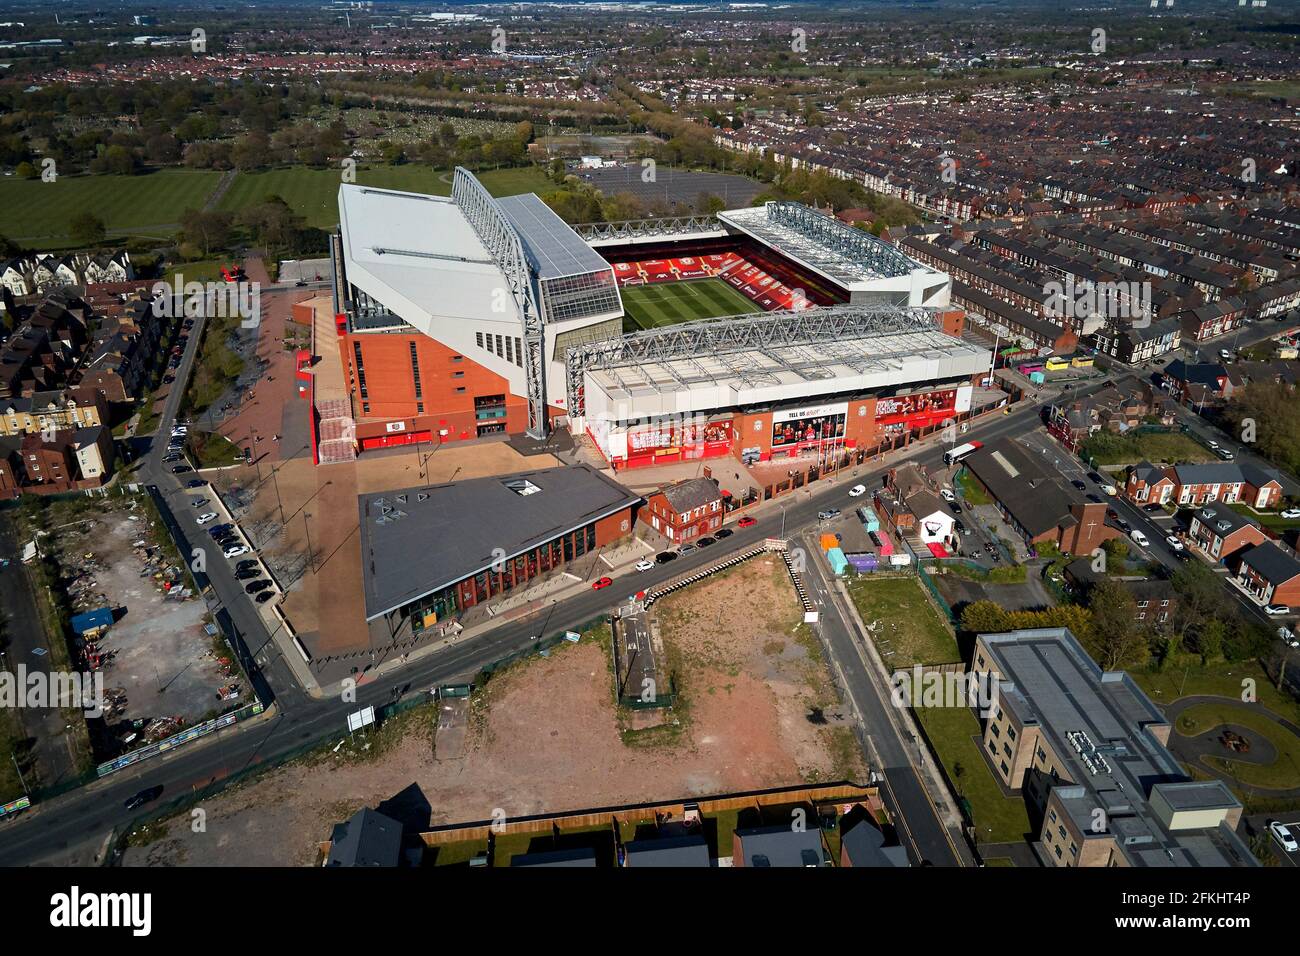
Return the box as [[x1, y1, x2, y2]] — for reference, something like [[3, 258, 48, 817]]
[[119, 557, 862, 866]]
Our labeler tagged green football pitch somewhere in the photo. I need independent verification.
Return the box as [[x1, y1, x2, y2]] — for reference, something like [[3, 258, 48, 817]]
[[620, 278, 756, 331]]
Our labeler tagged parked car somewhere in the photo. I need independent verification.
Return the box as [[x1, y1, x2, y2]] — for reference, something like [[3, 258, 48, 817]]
[[1071, 479, 1087, 491], [1270, 821, 1298, 853], [737, 516, 757, 528], [1115, 518, 1131, 533], [162, 454, 182, 464], [1281, 508, 1300, 520], [591, 577, 613, 590], [1143, 502, 1164, 513], [1215, 447, 1235, 461], [235, 568, 262, 581], [186, 478, 208, 488], [190, 498, 209, 509], [635, 559, 655, 572], [678, 544, 696, 555], [848, 484, 867, 497], [196, 512, 218, 525], [697, 536, 716, 547], [223, 545, 250, 559], [1101, 484, 1118, 496], [939, 488, 956, 503], [244, 579, 272, 594], [655, 551, 678, 564], [236, 559, 260, 571], [208, 523, 234, 536], [1164, 534, 1184, 550], [817, 509, 841, 520], [171, 464, 192, 474], [255, 590, 277, 604], [1265, 604, 1291, 617], [123, 785, 163, 811], [1130, 529, 1150, 548], [162, 374, 175, 385], [1278, 627, 1299, 649], [954, 520, 968, 535], [1087, 494, 1103, 504], [949, 502, 962, 515], [1088, 471, 1105, 484], [715, 528, 734, 539]]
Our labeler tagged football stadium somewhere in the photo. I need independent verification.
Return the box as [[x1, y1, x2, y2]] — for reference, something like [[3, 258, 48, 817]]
[[325, 167, 987, 470]]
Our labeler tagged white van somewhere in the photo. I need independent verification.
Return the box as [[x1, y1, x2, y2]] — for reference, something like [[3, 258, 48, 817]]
[[1129, 529, 1149, 548]]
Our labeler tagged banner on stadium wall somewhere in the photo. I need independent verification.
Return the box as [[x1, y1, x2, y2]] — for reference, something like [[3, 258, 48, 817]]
[[627, 418, 732, 454], [771, 402, 848, 449], [874, 386, 972, 428]]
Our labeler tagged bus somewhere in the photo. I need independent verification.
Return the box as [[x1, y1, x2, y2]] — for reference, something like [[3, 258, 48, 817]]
[[944, 440, 984, 467], [1044, 356, 1070, 372]]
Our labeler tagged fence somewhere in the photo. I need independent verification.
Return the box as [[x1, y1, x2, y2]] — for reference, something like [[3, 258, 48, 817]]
[[916, 565, 957, 623]]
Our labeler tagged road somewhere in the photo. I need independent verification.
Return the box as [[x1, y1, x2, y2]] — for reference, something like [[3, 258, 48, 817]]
[[0, 366, 1081, 864]]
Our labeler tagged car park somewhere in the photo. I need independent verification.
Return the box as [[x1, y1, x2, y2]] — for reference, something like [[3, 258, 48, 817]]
[[655, 551, 677, 564], [737, 516, 757, 528], [196, 512, 218, 524], [224, 545, 249, 558], [635, 559, 655, 572], [1265, 604, 1291, 617], [817, 509, 841, 520], [244, 579, 273, 594], [715, 528, 733, 539], [848, 484, 867, 497], [1270, 821, 1298, 853], [697, 536, 716, 547]]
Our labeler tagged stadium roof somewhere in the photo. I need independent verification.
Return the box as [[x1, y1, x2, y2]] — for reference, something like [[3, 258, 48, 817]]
[[358, 465, 640, 620], [337, 183, 514, 330], [580, 313, 990, 419], [719, 202, 932, 289], [497, 193, 615, 280]]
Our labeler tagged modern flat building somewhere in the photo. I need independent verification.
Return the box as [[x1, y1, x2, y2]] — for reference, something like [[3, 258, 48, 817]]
[[358, 464, 640, 640], [971, 628, 1255, 867], [1234, 541, 1300, 607]]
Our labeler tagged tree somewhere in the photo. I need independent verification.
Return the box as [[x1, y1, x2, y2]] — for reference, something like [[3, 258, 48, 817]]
[[1087, 579, 1148, 670], [960, 600, 1011, 635], [14, 161, 37, 180], [179, 208, 234, 258], [69, 212, 107, 247], [1171, 561, 1227, 643]]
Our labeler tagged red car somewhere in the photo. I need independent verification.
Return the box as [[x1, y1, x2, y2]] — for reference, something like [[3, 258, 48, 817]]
[[737, 516, 757, 528], [592, 576, 613, 590]]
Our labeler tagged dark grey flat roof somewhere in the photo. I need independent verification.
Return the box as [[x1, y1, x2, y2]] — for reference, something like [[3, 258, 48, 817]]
[[359, 464, 640, 620], [624, 834, 711, 867]]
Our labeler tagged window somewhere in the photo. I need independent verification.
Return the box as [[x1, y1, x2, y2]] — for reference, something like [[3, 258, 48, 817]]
[[476, 332, 484, 348], [452, 355, 463, 362], [409, 342, 422, 400], [455, 386, 466, 393], [1008, 727, 1017, 741], [352, 341, 368, 399], [453, 371, 464, 378]]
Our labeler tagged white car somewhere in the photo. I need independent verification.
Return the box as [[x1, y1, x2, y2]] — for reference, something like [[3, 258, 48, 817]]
[[1164, 534, 1184, 551], [939, 488, 956, 503], [1270, 821, 1298, 853], [196, 512, 219, 525], [1281, 508, 1300, 520], [1129, 529, 1149, 548], [1265, 604, 1291, 617], [223, 544, 249, 559], [1219, 349, 1232, 360], [1278, 627, 1299, 648], [634, 559, 654, 572], [848, 484, 867, 498], [1205, 439, 1219, 449], [1101, 484, 1118, 496]]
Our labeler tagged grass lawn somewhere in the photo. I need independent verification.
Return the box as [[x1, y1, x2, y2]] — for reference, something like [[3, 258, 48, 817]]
[[845, 575, 961, 667], [0, 702, 26, 803], [1131, 658, 1300, 726], [1175, 701, 1300, 791], [0, 168, 223, 247], [954, 470, 991, 505], [217, 164, 555, 230], [166, 259, 230, 285], [913, 704, 1031, 845], [620, 277, 755, 330], [1226, 502, 1300, 533], [1082, 430, 1214, 466], [190, 431, 244, 468]]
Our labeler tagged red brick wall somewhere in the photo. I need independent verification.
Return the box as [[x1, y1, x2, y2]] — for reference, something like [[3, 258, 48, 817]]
[[594, 507, 635, 546], [339, 331, 529, 442]]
